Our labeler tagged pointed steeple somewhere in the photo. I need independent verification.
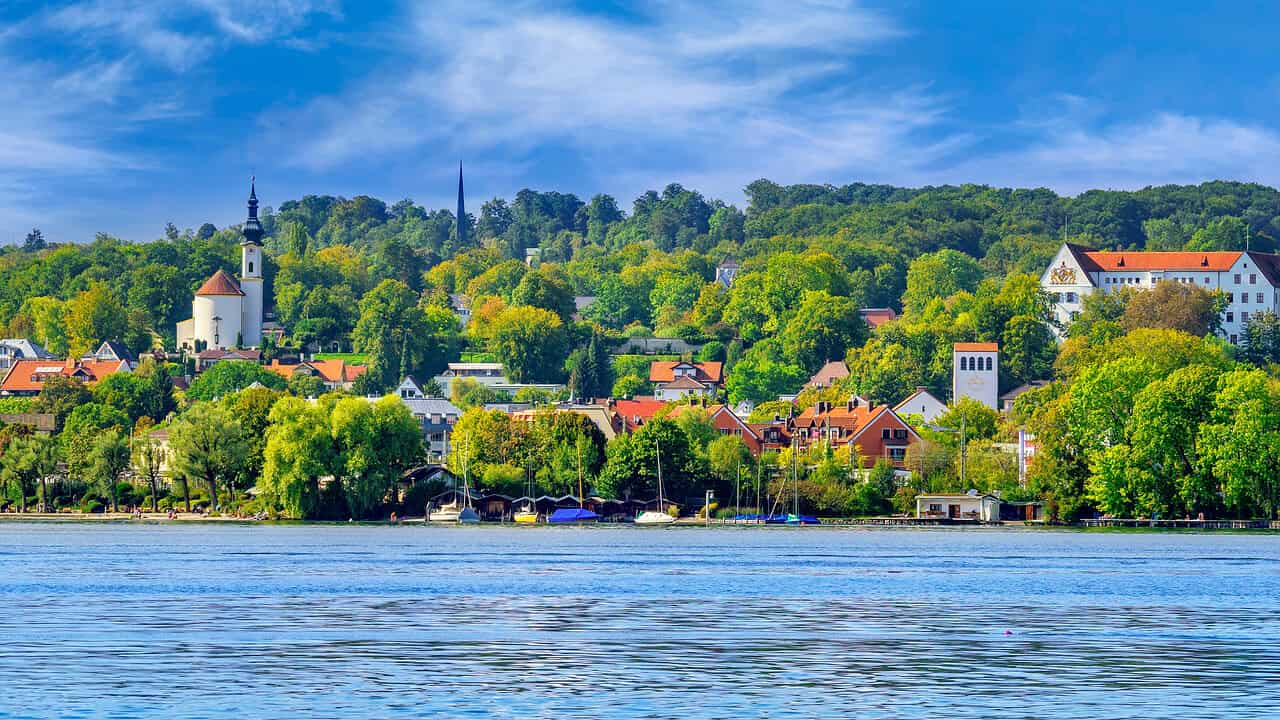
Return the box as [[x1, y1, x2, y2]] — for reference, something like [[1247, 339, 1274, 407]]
[[456, 161, 467, 248], [242, 175, 263, 246]]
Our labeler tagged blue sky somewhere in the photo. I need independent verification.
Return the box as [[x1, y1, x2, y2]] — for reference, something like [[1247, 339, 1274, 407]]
[[3, 0, 1279, 243]]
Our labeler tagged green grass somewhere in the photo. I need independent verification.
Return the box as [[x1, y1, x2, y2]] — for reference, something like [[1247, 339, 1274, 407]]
[[313, 352, 369, 363]]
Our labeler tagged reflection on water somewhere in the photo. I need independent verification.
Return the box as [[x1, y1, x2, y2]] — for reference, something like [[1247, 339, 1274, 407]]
[[1, 524, 1278, 719]]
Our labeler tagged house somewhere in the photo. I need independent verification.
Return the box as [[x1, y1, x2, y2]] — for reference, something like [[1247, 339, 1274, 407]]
[[433, 362, 508, 396], [0, 358, 130, 397], [749, 417, 794, 453], [194, 348, 262, 372], [649, 361, 723, 401], [449, 294, 471, 329], [953, 342, 999, 410], [605, 397, 669, 432], [916, 491, 1001, 521], [0, 339, 55, 370], [512, 404, 624, 442], [894, 387, 947, 423], [805, 360, 849, 390], [715, 257, 739, 288], [859, 307, 897, 329], [573, 296, 597, 320], [392, 379, 462, 460], [790, 397, 921, 469], [86, 341, 137, 366], [267, 358, 368, 391], [1000, 381, 1051, 413], [1042, 242, 1280, 344], [673, 402, 764, 455]]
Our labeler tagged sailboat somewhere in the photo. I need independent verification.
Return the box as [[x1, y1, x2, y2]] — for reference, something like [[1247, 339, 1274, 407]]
[[514, 472, 539, 524], [430, 433, 480, 523], [635, 437, 676, 525], [549, 439, 600, 523], [784, 440, 819, 526]]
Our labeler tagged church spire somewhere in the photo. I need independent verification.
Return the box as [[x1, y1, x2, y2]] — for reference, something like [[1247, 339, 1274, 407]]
[[242, 176, 263, 246], [456, 161, 467, 249]]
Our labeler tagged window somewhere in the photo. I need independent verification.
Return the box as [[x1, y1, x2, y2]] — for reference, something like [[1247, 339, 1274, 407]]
[[1243, 312, 1250, 323], [889, 447, 907, 461], [1052, 292, 1061, 303], [881, 428, 891, 439], [985, 357, 993, 371], [1066, 292, 1077, 302], [1258, 293, 1264, 304], [893, 429, 908, 440], [1227, 312, 1234, 323], [960, 357, 969, 371], [1235, 274, 1242, 284], [1251, 274, 1258, 284], [1231, 334, 1239, 344], [929, 503, 942, 513], [1204, 277, 1210, 284], [248, 261, 254, 273]]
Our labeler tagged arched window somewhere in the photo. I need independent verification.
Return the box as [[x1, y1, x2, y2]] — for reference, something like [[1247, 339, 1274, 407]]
[[248, 261, 254, 273], [984, 357, 992, 371], [960, 357, 968, 371]]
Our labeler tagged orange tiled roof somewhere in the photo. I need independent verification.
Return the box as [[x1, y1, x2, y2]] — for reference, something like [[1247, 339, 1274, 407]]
[[858, 308, 897, 328], [195, 269, 244, 297], [0, 358, 129, 393], [648, 361, 723, 383], [268, 359, 369, 384], [954, 342, 998, 352], [1078, 250, 1240, 273]]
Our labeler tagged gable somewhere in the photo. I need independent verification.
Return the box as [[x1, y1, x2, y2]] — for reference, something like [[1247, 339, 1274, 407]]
[[1042, 243, 1096, 288]]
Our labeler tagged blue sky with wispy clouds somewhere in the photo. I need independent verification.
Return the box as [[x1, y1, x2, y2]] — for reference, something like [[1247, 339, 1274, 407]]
[[2, 0, 1278, 243]]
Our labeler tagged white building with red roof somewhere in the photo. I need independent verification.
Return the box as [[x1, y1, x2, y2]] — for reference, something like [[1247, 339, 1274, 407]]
[[1042, 242, 1280, 344], [648, 360, 723, 401], [176, 182, 267, 351]]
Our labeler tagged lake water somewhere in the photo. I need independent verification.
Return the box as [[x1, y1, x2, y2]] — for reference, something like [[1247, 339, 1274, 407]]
[[1, 523, 1278, 719]]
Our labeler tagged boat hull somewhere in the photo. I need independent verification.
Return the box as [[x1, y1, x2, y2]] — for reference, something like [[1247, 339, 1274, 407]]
[[634, 511, 676, 525], [513, 511, 539, 524], [549, 508, 600, 523]]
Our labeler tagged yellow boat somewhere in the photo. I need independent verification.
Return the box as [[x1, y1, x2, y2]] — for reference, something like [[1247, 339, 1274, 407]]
[[513, 509, 539, 524]]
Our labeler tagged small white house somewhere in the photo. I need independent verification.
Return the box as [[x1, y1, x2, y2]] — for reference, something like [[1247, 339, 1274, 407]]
[[916, 492, 1001, 521], [894, 386, 947, 423]]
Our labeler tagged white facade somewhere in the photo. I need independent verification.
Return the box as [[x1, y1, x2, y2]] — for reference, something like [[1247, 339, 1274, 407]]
[[1042, 243, 1280, 344], [191, 293, 244, 351], [916, 493, 1001, 521], [894, 387, 947, 423], [952, 343, 999, 410], [240, 243, 264, 347]]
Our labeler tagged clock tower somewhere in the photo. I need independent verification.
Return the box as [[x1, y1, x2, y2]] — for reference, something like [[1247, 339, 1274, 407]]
[[952, 342, 999, 410]]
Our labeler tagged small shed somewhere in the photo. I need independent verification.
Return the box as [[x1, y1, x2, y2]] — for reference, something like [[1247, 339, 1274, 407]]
[[916, 492, 1001, 521]]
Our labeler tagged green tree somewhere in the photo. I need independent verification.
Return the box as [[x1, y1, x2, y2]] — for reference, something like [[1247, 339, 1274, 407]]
[[488, 305, 568, 383], [1201, 368, 1280, 519], [64, 283, 127, 357], [62, 403, 129, 486], [597, 418, 708, 504], [1240, 310, 1280, 366], [261, 397, 334, 519], [1001, 315, 1057, 386], [902, 250, 983, 315], [353, 279, 460, 392], [330, 396, 423, 519], [133, 429, 165, 512], [32, 375, 92, 429], [1121, 280, 1222, 337], [725, 341, 806, 404], [934, 398, 999, 442], [186, 361, 287, 402], [169, 403, 250, 513], [88, 429, 130, 513], [776, 290, 867, 373], [1, 435, 57, 512]]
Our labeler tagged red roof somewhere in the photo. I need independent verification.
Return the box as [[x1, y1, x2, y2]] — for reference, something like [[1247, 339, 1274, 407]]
[[267, 359, 368, 385], [609, 398, 669, 431], [648, 361, 723, 384], [1078, 250, 1240, 273], [954, 342, 998, 352], [195, 269, 244, 297], [0, 358, 129, 394], [858, 308, 898, 328]]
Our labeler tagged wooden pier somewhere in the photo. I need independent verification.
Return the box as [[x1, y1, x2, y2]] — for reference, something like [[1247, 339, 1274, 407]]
[[1078, 518, 1273, 530]]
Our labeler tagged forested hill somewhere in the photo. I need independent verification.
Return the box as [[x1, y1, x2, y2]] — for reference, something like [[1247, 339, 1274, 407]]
[[2, 178, 1279, 402]]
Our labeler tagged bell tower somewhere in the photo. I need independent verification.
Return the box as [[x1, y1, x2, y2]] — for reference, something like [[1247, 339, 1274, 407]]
[[239, 178, 264, 347]]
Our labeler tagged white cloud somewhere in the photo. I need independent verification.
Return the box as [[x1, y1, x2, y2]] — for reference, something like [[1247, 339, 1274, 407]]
[[271, 0, 933, 187], [941, 113, 1280, 194]]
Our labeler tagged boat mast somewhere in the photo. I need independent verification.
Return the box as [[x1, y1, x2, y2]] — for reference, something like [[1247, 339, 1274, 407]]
[[577, 437, 584, 509], [792, 439, 799, 516], [655, 438, 664, 512]]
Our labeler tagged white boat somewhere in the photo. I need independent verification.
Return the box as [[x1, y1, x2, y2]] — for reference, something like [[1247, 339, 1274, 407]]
[[431, 432, 481, 524], [635, 438, 676, 525]]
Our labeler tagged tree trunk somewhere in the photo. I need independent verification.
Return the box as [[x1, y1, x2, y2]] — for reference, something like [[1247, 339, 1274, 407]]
[[183, 479, 191, 513], [110, 477, 119, 513], [207, 477, 218, 513], [149, 476, 159, 513], [39, 477, 47, 513], [18, 482, 26, 514]]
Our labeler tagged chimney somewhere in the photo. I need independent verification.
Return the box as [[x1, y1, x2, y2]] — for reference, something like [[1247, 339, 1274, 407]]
[[846, 400, 853, 412]]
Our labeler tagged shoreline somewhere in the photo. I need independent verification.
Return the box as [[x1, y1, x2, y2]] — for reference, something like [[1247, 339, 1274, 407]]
[[1, 513, 1277, 532]]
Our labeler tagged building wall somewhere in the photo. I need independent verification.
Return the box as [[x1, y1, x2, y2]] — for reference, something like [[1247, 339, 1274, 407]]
[[192, 295, 243, 350], [850, 411, 915, 468], [953, 350, 998, 410], [240, 278, 263, 347]]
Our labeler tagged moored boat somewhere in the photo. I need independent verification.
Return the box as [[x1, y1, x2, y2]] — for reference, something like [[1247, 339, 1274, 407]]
[[635, 437, 676, 526]]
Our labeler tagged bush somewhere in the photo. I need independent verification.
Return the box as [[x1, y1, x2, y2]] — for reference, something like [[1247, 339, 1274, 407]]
[[80, 499, 104, 514]]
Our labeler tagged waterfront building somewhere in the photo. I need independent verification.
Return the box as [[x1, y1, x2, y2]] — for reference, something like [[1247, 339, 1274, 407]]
[[395, 377, 462, 460], [789, 397, 920, 469], [176, 182, 266, 351], [916, 491, 1002, 521], [1041, 242, 1280, 343], [952, 342, 999, 410]]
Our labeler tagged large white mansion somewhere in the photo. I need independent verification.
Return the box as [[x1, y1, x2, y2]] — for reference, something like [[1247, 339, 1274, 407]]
[[177, 183, 266, 351], [1041, 242, 1280, 344]]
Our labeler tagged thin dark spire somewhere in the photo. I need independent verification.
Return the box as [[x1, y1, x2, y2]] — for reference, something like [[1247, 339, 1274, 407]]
[[456, 161, 466, 248], [242, 176, 263, 246]]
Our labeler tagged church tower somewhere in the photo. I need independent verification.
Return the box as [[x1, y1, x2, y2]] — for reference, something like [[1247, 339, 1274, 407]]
[[456, 161, 467, 249], [239, 178, 264, 347]]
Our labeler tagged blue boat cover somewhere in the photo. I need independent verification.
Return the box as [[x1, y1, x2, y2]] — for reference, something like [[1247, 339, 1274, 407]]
[[785, 514, 820, 525], [549, 508, 601, 523]]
